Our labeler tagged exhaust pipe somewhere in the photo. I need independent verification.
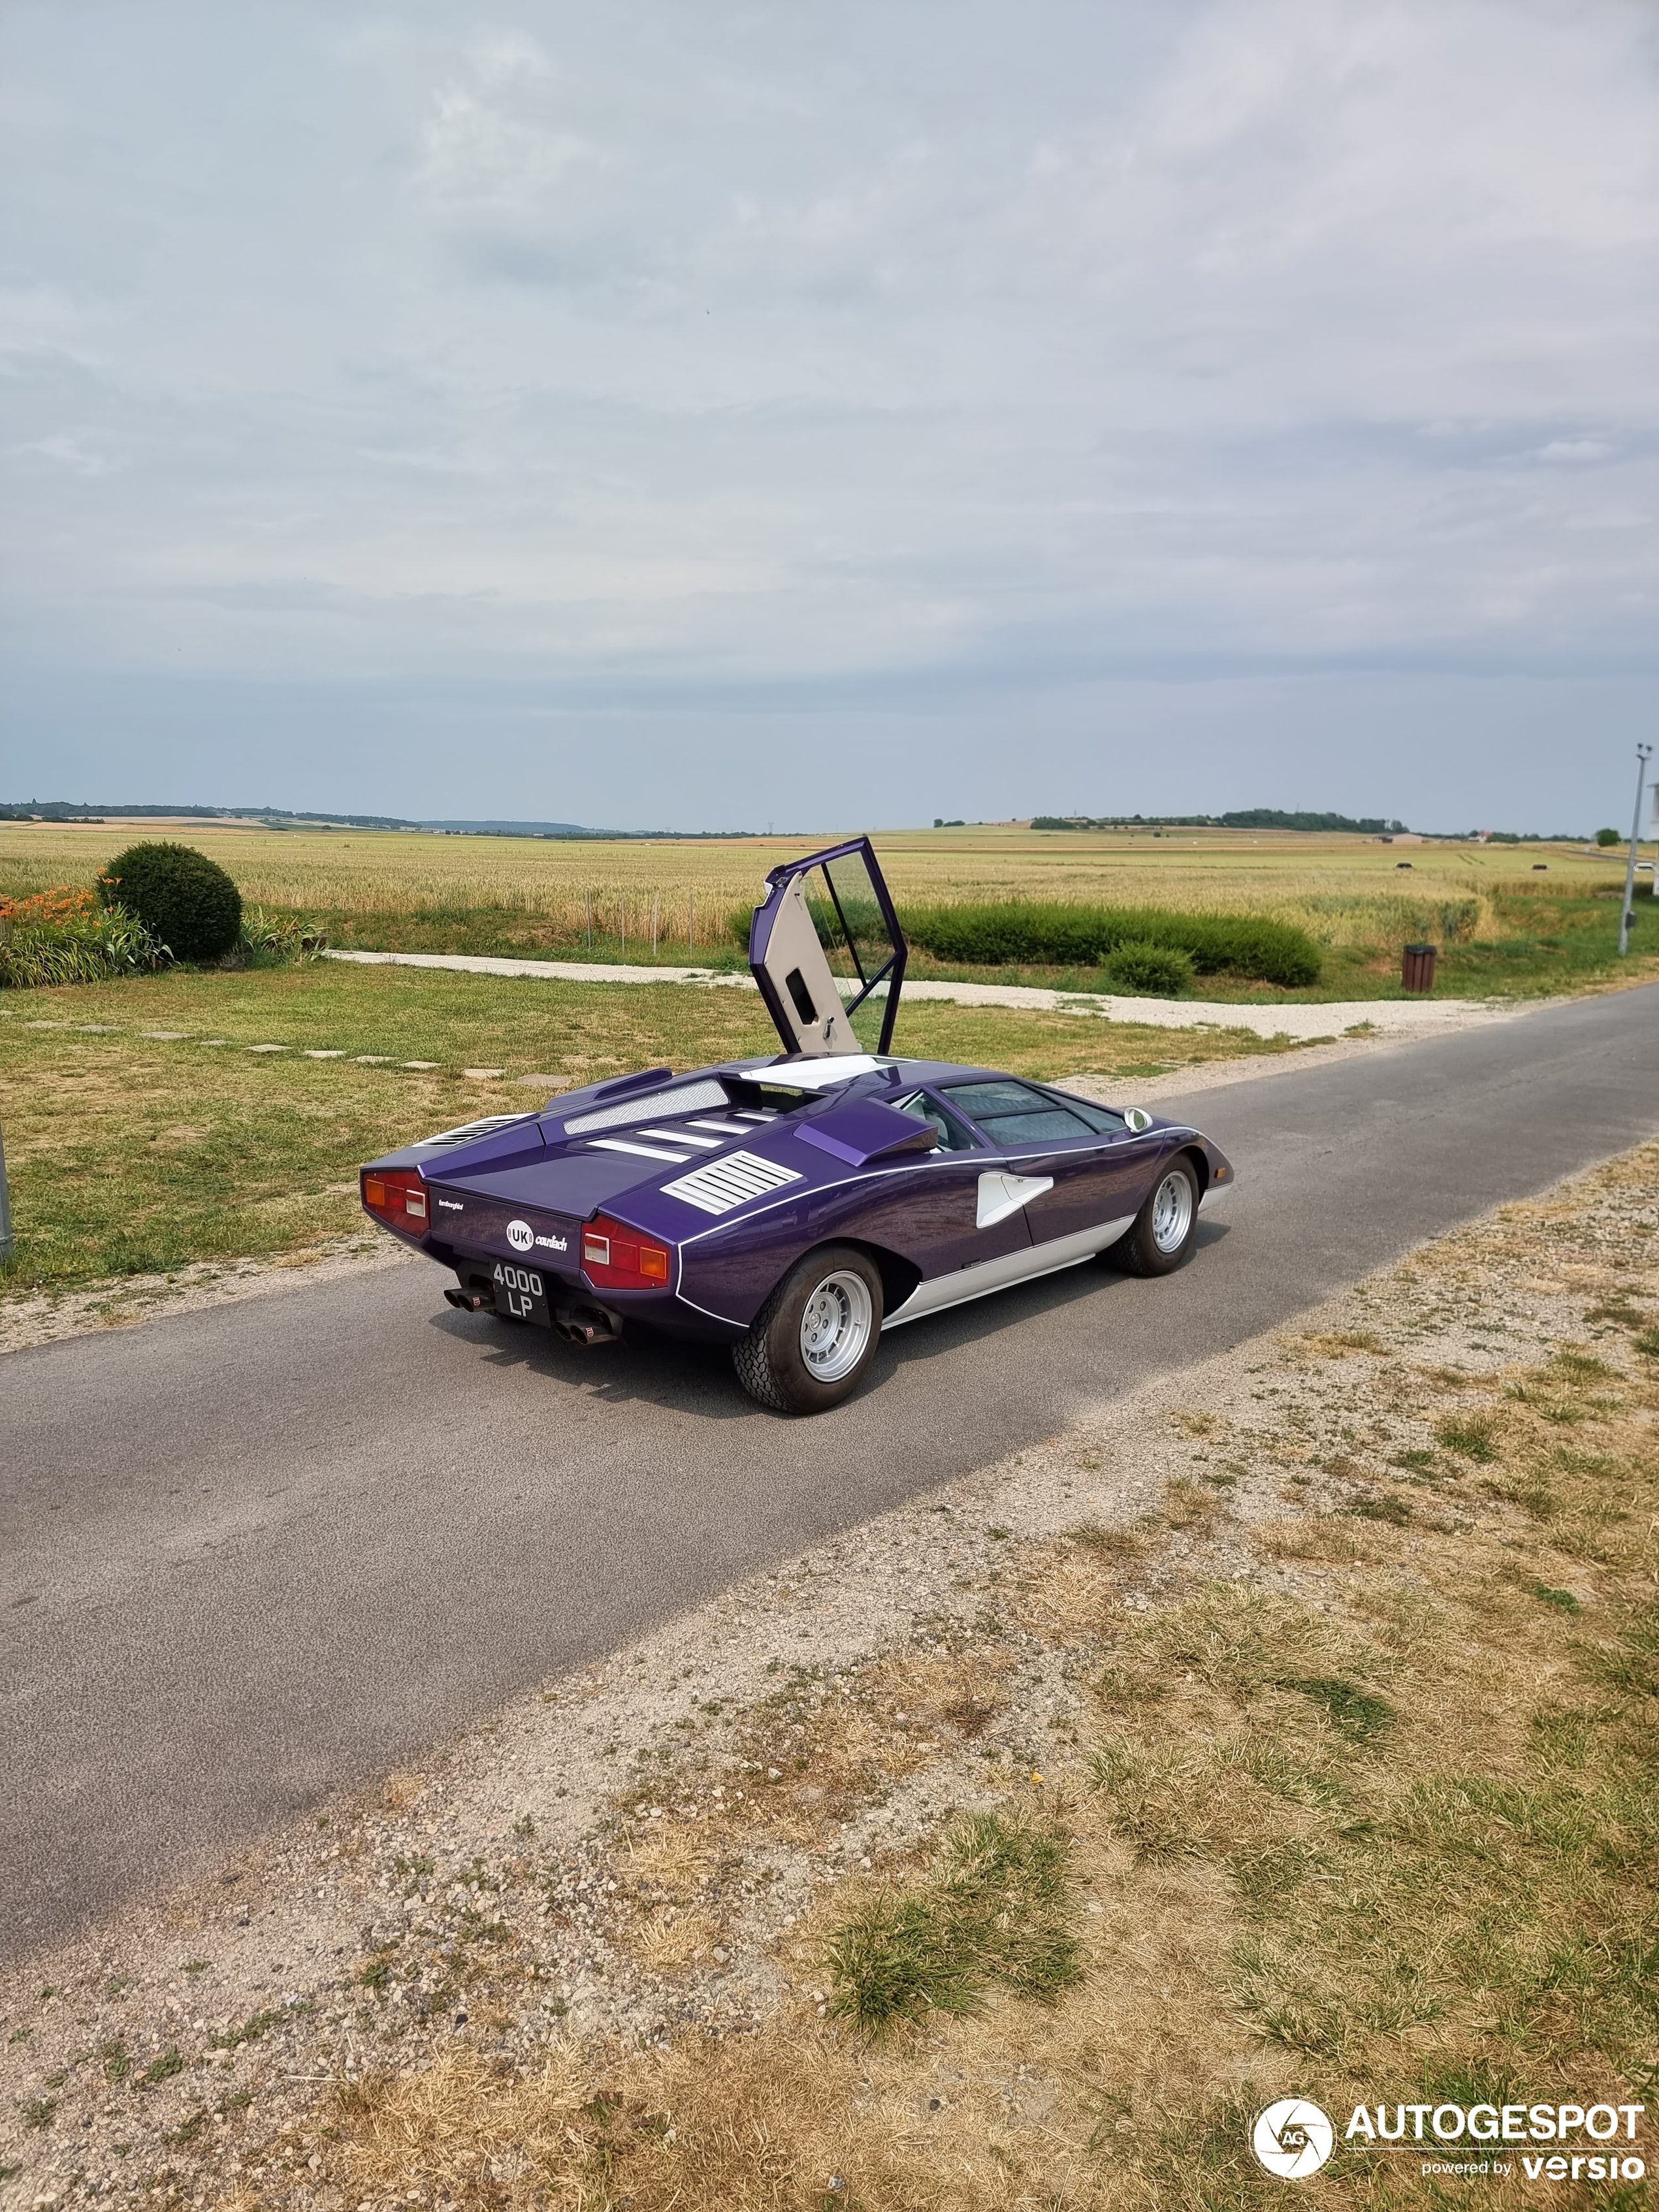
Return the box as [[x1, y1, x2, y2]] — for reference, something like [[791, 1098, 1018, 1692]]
[[445, 1287, 489, 1313], [553, 1306, 619, 1347]]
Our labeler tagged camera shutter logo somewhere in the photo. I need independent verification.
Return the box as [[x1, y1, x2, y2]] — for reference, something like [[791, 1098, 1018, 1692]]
[[506, 1219, 535, 1253], [1252, 2100, 1334, 2180]]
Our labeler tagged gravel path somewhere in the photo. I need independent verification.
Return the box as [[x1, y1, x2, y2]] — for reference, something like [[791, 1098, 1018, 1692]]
[[322, 948, 1539, 1042]]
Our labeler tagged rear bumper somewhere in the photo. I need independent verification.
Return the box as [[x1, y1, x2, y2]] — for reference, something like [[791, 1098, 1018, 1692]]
[[446, 1249, 746, 1347]]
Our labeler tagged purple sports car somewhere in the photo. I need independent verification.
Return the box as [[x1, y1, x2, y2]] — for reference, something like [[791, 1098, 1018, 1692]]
[[361, 838, 1234, 1413]]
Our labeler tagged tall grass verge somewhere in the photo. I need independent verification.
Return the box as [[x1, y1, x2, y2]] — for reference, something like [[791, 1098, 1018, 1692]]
[[0, 888, 167, 988]]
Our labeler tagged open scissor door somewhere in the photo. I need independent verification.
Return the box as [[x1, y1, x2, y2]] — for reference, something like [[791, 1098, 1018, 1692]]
[[749, 837, 909, 1057]]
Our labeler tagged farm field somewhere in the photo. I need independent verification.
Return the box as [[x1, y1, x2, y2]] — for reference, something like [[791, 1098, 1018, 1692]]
[[2, 817, 1652, 1296], [5, 819, 1654, 1001], [0, 962, 1300, 1295]]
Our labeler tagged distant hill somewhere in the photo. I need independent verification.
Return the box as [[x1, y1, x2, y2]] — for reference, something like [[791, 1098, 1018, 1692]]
[[0, 803, 701, 837], [0, 801, 424, 829], [1031, 809, 1409, 834]]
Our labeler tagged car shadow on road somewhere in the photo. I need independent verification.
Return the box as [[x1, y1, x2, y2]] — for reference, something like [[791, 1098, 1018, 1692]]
[[423, 1219, 1230, 1422]]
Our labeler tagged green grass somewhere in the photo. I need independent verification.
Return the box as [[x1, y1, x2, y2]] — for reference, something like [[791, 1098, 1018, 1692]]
[[824, 1813, 1082, 2039], [0, 962, 1294, 1295], [1437, 1410, 1504, 1462], [1274, 1675, 1396, 1742]]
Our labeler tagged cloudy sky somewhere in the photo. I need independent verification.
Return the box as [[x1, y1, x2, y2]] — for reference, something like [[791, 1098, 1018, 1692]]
[[3, 0, 1655, 831]]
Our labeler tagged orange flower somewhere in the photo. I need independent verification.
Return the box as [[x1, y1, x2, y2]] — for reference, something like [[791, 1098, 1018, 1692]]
[[0, 884, 99, 927]]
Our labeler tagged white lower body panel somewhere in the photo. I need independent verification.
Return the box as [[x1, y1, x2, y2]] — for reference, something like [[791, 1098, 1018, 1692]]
[[882, 1215, 1136, 1332]]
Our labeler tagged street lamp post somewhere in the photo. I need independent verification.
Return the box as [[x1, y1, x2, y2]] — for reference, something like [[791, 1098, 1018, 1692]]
[[1619, 742, 1654, 957]]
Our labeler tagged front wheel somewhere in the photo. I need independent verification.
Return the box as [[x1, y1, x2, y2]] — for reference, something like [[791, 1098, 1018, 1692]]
[[732, 1245, 884, 1414], [1109, 1156, 1199, 1277]]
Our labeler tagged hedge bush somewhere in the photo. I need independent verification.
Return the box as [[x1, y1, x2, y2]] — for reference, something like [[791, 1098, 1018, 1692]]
[[100, 842, 242, 961], [899, 900, 1321, 987], [1103, 940, 1195, 995]]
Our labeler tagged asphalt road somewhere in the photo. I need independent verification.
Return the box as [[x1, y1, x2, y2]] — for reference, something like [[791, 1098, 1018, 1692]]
[[5, 985, 1657, 1961]]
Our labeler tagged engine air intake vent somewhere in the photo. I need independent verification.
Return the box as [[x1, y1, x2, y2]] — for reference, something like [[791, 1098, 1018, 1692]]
[[564, 1080, 729, 1136], [409, 1114, 534, 1152], [660, 1149, 803, 1217]]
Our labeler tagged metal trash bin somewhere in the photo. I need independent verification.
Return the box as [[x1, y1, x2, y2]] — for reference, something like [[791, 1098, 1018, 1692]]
[[1401, 942, 1438, 994]]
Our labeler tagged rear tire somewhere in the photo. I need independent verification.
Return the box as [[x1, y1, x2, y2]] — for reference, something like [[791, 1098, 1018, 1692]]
[[732, 1244, 884, 1414], [1109, 1155, 1200, 1277]]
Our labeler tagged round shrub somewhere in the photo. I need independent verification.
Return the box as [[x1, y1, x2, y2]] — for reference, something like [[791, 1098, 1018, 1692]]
[[1103, 940, 1195, 996], [1594, 827, 1620, 847], [99, 842, 242, 961]]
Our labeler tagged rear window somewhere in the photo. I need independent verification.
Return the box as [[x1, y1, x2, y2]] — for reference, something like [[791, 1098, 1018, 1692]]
[[942, 1080, 1105, 1146]]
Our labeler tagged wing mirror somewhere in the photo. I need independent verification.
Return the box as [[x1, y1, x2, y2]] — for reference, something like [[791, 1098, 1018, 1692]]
[[1125, 1107, 1154, 1134]]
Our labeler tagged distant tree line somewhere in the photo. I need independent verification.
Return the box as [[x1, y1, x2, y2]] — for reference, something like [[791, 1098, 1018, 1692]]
[[1030, 810, 1409, 834]]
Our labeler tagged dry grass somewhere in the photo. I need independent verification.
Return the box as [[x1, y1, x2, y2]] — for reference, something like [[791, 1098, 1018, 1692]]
[[5, 819, 1627, 918]]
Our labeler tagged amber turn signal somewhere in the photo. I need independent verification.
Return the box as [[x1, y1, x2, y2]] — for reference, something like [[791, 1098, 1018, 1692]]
[[362, 1167, 429, 1230], [581, 1212, 673, 1291]]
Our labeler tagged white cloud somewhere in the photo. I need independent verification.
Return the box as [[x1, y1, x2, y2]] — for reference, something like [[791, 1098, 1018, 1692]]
[[1538, 438, 1617, 464], [14, 432, 113, 476]]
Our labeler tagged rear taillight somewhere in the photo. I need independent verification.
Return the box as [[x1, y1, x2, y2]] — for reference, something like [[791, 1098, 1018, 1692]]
[[362, 1167, 428, 1229], [581, 1213, 672, 1290]]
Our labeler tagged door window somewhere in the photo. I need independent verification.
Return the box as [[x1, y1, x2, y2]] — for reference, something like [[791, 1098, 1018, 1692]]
[[941, 1080, 1103, 1147], [1043, 1091, 1129, 1136]]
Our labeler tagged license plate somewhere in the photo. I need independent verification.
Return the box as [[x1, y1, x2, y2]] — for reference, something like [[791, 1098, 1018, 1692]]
[[490, 1259, 551, 1327]]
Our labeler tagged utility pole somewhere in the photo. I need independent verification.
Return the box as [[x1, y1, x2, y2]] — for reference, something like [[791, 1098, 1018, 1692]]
[[0, 1121, 13, 1268], [1619, 741, 1653, 957]]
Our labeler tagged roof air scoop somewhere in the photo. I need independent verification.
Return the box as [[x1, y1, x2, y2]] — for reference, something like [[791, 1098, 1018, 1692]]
[[749, 837, 908, 1059]]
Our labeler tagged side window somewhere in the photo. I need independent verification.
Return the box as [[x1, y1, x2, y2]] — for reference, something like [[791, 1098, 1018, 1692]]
[[941, 1079, 1099, 1146], [1042, 1090, 1127, 1136], [894, 1091, 980, 1153]]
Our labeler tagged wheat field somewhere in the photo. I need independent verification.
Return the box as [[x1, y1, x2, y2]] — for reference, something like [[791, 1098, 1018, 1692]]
[[0, 819, 1628, 955]]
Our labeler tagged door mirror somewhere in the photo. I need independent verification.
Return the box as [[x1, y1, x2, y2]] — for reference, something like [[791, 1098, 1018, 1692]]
[[1124, 1106, 1154, 1133]]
